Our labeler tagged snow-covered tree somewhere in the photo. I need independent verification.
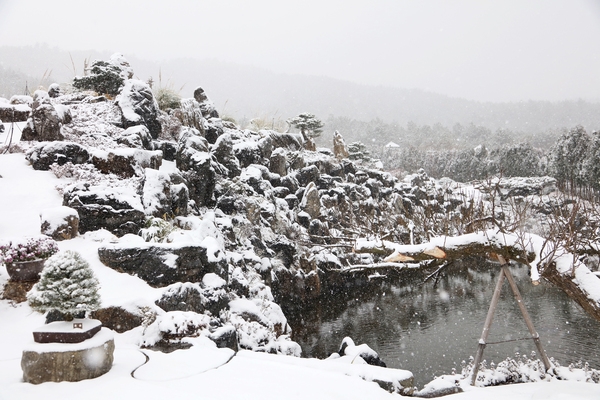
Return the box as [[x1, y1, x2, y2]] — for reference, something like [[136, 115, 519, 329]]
[[581, 131, 600, 191], [287, 113, 323, 141], [495, 142, 542, 177], [548, 125, 590, 190], [27, 250, 101, 320], [347, 141, 371, 161], [72, 54, 133, 96]]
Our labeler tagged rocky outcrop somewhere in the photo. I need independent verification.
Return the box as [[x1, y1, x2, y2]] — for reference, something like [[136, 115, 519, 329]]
[[116, 79, 161, 139], [20, 90, 65, 141], [155, 275, 228, 315], [26, 141, 90, 170], [63, 185, 145, 237], [333, 130, 349, 159], [91, 148, 162, 178], [142, 168, 172, 218], [269, 148, 287, 176], [299, 181, 321, 219], [176, 129, 216, 207], [98, 244, 228, 287], [193, 86, 219, 119], [212, 133, 241, 178], [21, 329, 114, 384]]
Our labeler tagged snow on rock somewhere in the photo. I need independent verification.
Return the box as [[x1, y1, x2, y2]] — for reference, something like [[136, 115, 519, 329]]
[[98, 242, 228, 287], [40, 205, 79, 240], [333, 337, 387, 368], [115, 79, 161, 138], [90, 148, 162, 178], [142, 168, 171, 217], [202, 272, 226, 289]]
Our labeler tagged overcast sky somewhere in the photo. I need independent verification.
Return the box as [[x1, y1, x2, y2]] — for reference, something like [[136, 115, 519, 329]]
[[1, 0, 599, 102]]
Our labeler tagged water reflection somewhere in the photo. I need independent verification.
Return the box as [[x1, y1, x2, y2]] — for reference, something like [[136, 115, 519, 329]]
[[289, 259, 600, 387]]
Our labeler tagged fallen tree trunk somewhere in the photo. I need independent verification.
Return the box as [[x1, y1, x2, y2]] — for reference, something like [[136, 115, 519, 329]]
[[352, 229, 600, 323], [353, 231, 536, 265], [542, 260, 600, 322]]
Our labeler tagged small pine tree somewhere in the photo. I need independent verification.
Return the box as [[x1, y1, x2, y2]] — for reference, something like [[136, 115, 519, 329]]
[[27, 250, 101, 320], [347, 141, 371, 161], [72, 60, 125, 96], [287, 113, 324, 141]]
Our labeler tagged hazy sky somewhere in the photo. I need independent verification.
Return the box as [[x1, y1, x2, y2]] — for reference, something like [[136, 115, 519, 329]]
[[1, 0, 600, 102]]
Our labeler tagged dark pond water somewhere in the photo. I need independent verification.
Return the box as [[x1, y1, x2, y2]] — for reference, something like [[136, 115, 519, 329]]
[[289, 260, 600, 388]]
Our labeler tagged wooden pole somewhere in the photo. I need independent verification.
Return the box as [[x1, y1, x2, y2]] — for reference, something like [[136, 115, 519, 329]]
[[471, 256, 553, 386], [470, 266, 505, 386], [499, 257, 552, 371]]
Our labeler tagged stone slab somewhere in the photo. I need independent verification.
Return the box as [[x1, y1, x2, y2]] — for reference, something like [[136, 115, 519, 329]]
[[22, 328, 114, 384]]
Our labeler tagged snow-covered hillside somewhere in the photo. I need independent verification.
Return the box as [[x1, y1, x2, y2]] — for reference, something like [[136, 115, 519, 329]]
[[1, 55, 600, 399]]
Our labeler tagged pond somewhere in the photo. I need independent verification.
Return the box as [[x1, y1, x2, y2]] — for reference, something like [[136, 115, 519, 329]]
[[289, 260, 600, 388]]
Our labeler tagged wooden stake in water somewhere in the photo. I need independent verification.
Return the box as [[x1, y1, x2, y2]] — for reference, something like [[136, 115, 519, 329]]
[[470, 256, 552, 386]]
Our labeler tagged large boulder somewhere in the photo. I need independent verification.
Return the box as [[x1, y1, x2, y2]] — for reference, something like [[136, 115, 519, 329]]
[[98, 244, 228, 287], [63, 185, 145, 237], [116, 79, 162, 139], [25, 141, 90, 171], [299, 181, 321, 219], [20, 90, 65, 141]]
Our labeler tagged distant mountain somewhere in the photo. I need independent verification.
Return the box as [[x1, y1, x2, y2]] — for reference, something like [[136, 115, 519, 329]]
[[1, 44, 598, 136]]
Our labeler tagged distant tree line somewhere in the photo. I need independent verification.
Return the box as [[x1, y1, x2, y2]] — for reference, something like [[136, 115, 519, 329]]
[[374, 125, 600, 194], [322, 116, 569, 152]]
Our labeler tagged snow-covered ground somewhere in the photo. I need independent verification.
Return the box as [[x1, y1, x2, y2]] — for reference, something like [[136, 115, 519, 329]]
[[1, 131, 600, 399]]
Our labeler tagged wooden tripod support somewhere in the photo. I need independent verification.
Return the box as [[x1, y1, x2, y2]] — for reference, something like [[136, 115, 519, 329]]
[[470, 255, 552, 386]]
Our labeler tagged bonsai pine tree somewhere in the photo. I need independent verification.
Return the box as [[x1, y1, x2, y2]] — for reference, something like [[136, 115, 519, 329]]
[[72, 54, 133, 97], [27, 250, 101, 321], [287, 113, 324, 142]]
